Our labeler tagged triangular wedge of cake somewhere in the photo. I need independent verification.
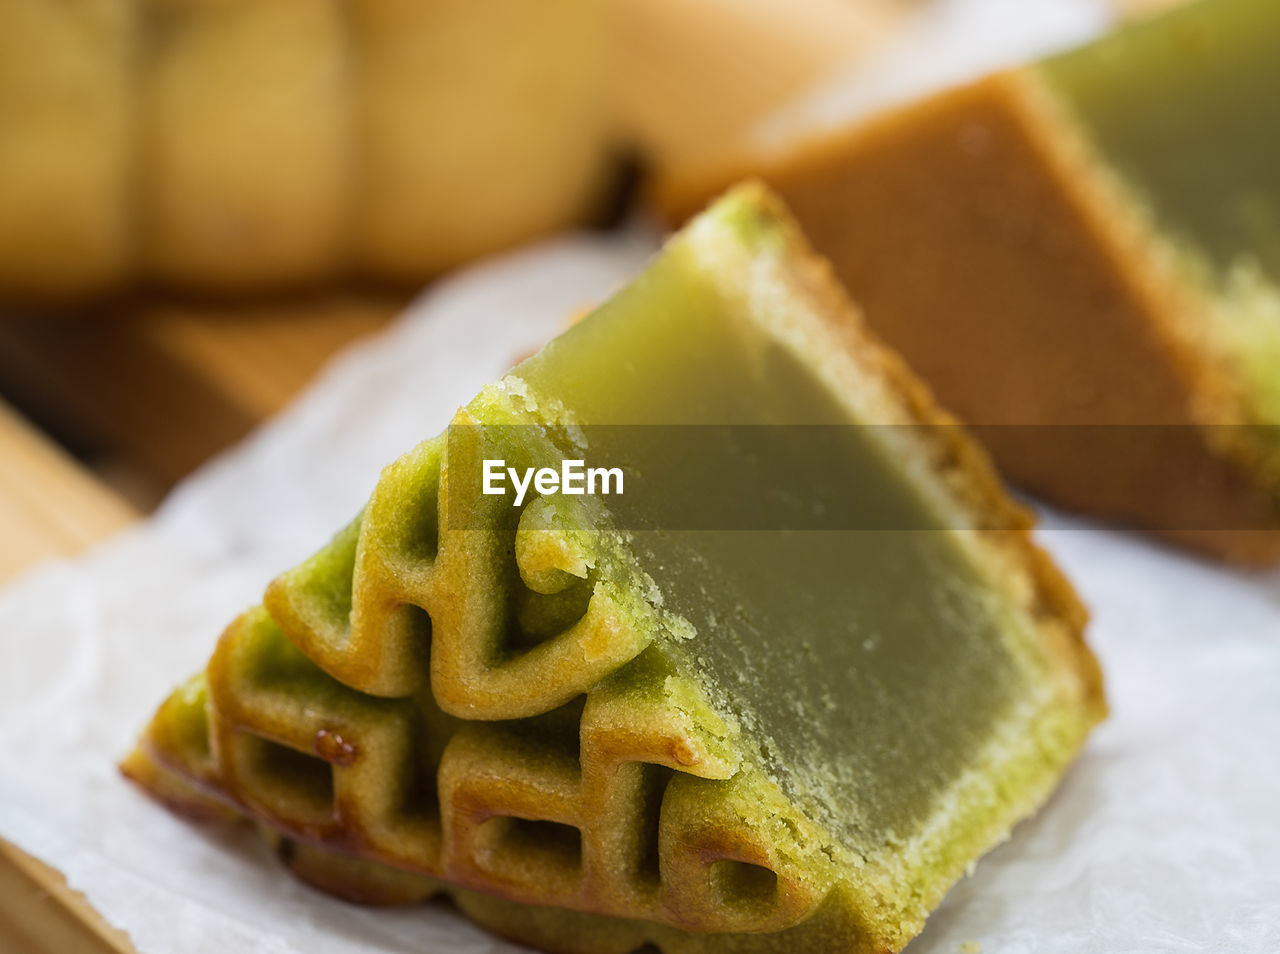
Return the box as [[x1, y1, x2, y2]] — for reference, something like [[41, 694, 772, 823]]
[[123, 184, 1104, 954], [662, 0, 1280, 565]]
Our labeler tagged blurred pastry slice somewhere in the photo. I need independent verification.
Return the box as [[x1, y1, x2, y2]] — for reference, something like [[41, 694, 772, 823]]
[[662, 0, 1280, 564]]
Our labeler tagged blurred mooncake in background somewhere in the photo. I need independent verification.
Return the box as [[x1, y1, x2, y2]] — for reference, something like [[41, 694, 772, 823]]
[[663, 0, 1280, 564], [0, 0, 610, 301]]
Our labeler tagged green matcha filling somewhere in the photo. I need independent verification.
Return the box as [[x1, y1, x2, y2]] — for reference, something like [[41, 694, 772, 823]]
[[480, 191, 1048, 877], [1038, 0, 1280, 431]]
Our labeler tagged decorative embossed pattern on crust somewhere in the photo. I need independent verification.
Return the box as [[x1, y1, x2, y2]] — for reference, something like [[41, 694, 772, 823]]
[[129, 426, 822, 937]]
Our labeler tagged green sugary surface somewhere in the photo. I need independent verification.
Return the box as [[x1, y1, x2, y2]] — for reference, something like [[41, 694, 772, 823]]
[[497, 192, 1029, 852], [137, 188, 1093, 951], [1038, 0, 1280, 424]]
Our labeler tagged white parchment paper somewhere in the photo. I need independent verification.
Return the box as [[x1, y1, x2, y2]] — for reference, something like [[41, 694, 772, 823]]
[[1, 226, 1277, 954]]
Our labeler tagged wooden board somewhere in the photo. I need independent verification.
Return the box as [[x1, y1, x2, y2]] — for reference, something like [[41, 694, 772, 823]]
[[0, 295, 405, 509], [0, 399, 135, 580], [0, 840, 136, 954], [0, 400, 139, 954]]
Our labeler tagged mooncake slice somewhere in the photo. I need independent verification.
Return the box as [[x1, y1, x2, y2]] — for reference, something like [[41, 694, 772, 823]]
[[662, 0, 1280, 564], [123, 185, 1104, 954]]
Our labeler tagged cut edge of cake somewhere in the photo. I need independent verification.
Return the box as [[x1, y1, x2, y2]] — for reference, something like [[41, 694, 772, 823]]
[[655, 7, 1280, 565]]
